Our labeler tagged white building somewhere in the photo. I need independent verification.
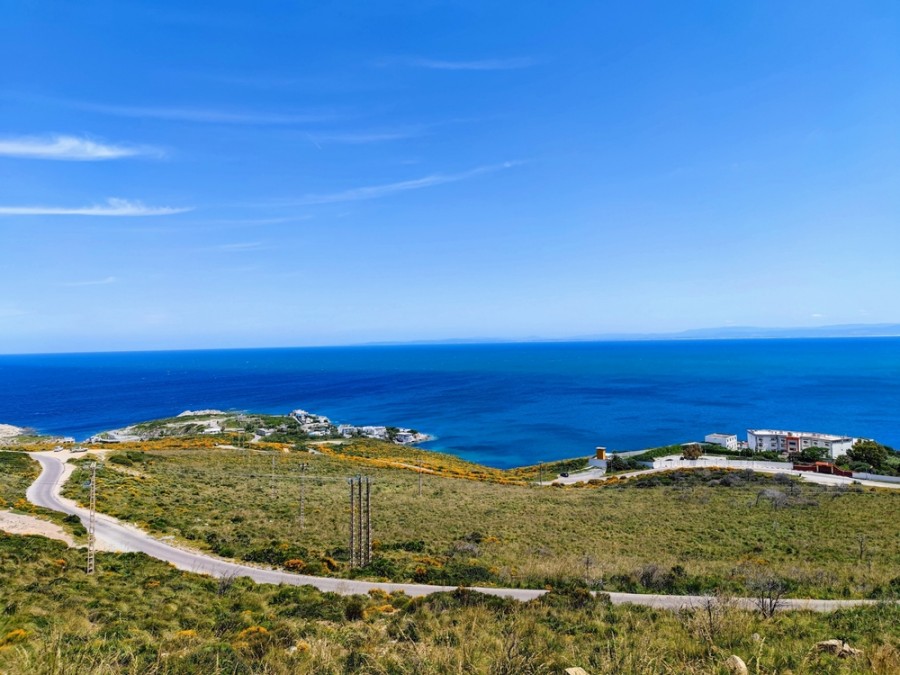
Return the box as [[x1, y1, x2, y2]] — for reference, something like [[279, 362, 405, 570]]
[[704, 433, 738, 451], [747, 429, 854, 459]]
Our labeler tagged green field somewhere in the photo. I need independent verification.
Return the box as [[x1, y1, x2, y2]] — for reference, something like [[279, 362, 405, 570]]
[[1, 532, 898, 674], [56, 443, 900, 599]]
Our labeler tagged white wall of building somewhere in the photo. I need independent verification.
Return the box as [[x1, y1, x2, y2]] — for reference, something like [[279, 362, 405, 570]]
[[643, 455, 794, 472], [705, 433, 738, 450], [588, 457, 608, 473], [747, 429, 854, 459]]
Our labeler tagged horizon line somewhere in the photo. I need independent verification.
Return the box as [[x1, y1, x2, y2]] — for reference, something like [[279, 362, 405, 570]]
[[3, 325, 900, 357]]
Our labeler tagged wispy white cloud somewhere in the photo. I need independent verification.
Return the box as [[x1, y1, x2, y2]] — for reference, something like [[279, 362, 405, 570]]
[[270, 161, 522, 206], [307, 129, 422, 145], [199, 216, 313, 228], [209, 216, 312, 225], [4, 91, 338, 125], [59, 276, 117, 287], [385, 57, 538, 71], [0, 134, 162, 160], [214, 242, 266, 251], [0, 306, 34, 318], [66, 99, 337, 125], [0, 198, 191, 217], [305, 116, 489, 146], [221, 265, 260, 274]]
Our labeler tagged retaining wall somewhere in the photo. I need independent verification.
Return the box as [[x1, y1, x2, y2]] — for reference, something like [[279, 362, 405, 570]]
[[852, 472, 900, 484], [645, 456, 794, 472]]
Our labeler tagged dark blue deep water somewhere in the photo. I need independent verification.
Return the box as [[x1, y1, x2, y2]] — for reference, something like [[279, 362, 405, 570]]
[[1, 339, 898, 468]]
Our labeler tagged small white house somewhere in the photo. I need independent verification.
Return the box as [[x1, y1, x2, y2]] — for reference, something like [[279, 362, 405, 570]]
[[705, 433, 738, 451]]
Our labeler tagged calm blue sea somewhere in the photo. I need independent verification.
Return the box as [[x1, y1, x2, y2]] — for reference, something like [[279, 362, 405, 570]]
[[1, 339, 898, 468]]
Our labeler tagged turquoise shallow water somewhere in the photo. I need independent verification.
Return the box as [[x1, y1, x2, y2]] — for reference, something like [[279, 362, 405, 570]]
[[1, 338, 898, 468]]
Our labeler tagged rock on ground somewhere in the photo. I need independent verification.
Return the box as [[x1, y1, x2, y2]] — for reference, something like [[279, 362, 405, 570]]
[[815, 639, 862, 658], [724, 655, 749, 675]]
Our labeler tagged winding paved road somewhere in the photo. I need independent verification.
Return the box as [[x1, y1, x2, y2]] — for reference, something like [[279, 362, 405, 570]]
[[25, 452, 888, 612]]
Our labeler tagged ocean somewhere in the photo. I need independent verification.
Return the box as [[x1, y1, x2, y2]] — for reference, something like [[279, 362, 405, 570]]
[[1, 338, 898, 468]]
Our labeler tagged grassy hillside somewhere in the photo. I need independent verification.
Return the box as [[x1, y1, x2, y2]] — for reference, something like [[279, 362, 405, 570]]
[[0, 451, 39, 509], [0, 532, 898, 674], [0, 451, 86, 540], [58, 441, 900, 599]]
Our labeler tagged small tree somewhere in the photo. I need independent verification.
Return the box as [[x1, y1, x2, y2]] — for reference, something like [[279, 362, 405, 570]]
[[798, 446, 828, 462], [847, 440, 888, 470], [748, 573, 787, 618], [682, 444, 703, 460], [855, 534, 868, 562], [608, 455, 630, 472], [755, 488, 787, 509]]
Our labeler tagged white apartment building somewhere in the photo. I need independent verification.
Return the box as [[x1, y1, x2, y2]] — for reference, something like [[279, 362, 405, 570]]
[[704, 433, 738, 451], [747, 429, 854, 459]]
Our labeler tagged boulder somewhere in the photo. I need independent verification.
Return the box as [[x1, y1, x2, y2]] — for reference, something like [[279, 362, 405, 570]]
[[815, 639, 862, 658], [723, 654, 748, 675]]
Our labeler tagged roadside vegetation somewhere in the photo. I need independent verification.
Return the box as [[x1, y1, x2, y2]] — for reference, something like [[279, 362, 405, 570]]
[[0, 451, 38, 509], [835, 440, 900, 476], [0, 532, 898, 674], [0, 451, 87, 540], [630, 443, 785, 463], [53, 440, 900, 599]]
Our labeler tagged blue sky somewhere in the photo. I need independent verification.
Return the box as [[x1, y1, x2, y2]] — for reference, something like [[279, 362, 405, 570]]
[[1, 1, 898, 353]]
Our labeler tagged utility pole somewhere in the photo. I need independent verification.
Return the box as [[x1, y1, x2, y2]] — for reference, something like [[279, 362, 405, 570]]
[[87, 461, 97, 575], [582, 552, 594, 581], [348, 478, 356, 567], [418, 460, 423, 497], [348, 475, 372, 567], [366, 476, 372, 564], [298, 462, 308, 529], [357, 475, 363, 565], [270, 454, 276, 500], [539, 461, 544, 486]]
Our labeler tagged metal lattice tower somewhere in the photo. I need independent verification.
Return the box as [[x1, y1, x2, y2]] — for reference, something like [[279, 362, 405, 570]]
[[299, 462, 308, 529], [347, 475, 372, 567], [86, 461, 97, 575], [357, 475, 363, 565], [348, 478, 356, 567], [270, 454, 276, 500], [365, 476, 371, 564]]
